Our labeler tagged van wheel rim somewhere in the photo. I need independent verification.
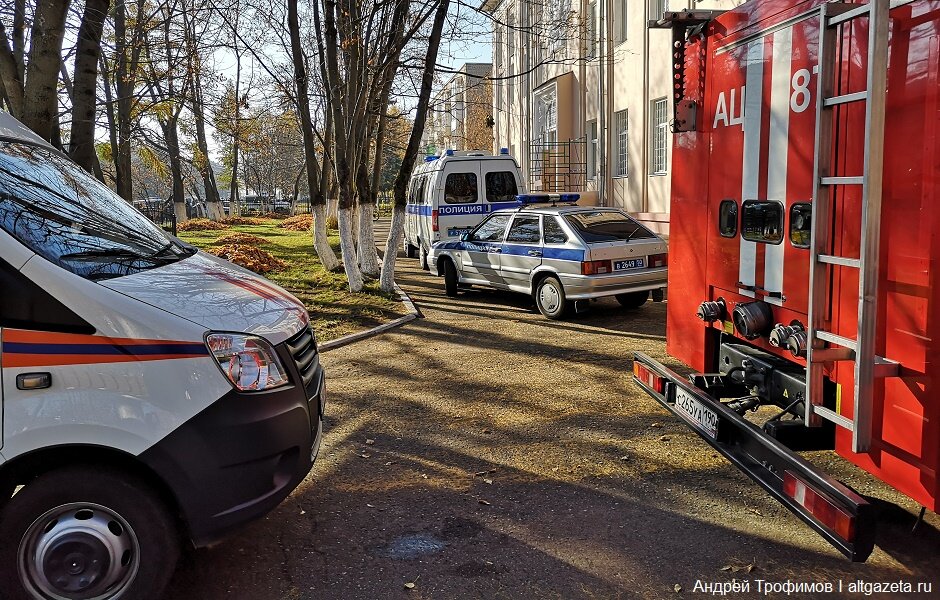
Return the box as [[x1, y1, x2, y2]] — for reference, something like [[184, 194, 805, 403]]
[[539, 284, 560, 312], [19, 502, 140, 600]]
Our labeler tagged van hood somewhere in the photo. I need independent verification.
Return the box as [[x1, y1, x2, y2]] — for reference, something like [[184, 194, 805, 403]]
[[100, 251, 308, 345]]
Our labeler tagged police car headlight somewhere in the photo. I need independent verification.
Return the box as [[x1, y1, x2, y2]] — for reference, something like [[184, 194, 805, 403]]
[[206, 333, 289, 392]]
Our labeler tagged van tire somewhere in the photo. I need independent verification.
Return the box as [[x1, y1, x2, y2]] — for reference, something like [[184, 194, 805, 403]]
[[443, 259, 459, 297], [616, 290, 649, 309], [535, 276, 570, 320], [404, 240, 417, 259], [420, 245, 430, 271], [0, 466, 180, 600]]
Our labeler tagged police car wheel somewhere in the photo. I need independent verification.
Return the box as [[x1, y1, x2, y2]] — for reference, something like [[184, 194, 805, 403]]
[[536, 276, 570, 320], [443, 259, 459, 296], [0, 465, 180, 600], [404, 241, 417, 259], [616, 291, 649, 309]]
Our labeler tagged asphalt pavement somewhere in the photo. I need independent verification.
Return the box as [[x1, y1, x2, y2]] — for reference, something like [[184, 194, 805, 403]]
[[165, 220, 940, 599]]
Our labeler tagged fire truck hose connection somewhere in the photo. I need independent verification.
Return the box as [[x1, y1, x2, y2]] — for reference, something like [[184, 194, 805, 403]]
[[696, 298, 726, 323], [769, 322, 808, 358], [731, 301, 774, 340]]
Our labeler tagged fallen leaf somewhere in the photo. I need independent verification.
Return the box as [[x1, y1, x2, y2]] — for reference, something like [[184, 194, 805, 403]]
[[365, 439, 375, 445], [482, 429, 492, 434], [674, 584, 682, 593], [479, 499, 491, 506], [483, 478, 493, 485], [367, 504, 375, 508], [404, 582, 415, 590], [359, 453, 371, 458], [474, 471, 488, 477], [619, 455, 630, 461], [746, 564, 755, 573], [385, 461, 395, 466], [720, 565, 732, 572], [421, 474, 428, 479], [660, 436, 671, 442], [651, 422, 663, 428], [300, 510, 306, 515]]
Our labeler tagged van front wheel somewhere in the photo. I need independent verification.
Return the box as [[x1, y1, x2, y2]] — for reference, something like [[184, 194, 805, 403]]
[[404, 240, 418, 259], [420, 245, 430, 271], [0, 466, 180, 600], [443, 259, 459, 297]]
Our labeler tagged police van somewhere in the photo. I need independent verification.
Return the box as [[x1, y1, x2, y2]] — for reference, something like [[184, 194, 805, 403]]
[[403, 149, 526, 269], [0, 112, 324, 599]]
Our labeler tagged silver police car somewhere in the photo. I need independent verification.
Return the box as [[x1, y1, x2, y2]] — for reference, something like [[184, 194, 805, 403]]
[[428, 199, 668, 319]]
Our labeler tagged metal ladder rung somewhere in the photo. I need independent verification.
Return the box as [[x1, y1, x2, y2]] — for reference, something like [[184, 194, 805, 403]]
[[875, 355, 901, 378], [816, 330, 858, 351], [827, 3, 871, 27], [818, 254, 861, 268], [824, 91, 868, 107], [821, 176, 865, 186], [813, 405, 855, 430]]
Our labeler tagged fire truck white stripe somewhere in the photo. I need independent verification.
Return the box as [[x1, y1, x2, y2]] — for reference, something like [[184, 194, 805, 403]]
[[739, 40, 763, 297], [764, 28, 793, 306]]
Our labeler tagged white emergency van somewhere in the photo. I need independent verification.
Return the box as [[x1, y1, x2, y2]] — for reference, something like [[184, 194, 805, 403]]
[[403, 149, 526, 269], [0, 112, 324, 599]]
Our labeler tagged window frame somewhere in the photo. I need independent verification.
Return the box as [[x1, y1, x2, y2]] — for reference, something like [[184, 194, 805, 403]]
[[741, 200, 785, 245], [718, 199, 738, 238], [505, 215, 542, 244], [650, 97, 669, 175], [443, 171, 479, 205], [615, 109, 628, 178], [789, 202, 812, 249]]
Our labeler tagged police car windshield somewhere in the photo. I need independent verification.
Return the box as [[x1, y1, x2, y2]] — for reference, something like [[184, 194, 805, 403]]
[[564, 211, 655, 243], [0, 141, 192, 280]]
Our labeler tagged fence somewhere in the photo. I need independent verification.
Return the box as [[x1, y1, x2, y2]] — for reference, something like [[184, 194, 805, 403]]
[[528, 137, 587, 192]]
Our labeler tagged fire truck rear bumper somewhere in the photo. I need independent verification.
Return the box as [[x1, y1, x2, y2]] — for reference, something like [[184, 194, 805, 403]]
[[631, 351, 877, 562]]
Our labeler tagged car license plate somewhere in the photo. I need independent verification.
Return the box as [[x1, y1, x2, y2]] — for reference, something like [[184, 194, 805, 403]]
[[448, 227, 471, 237], [614, 258, 645, 271], [674, 387, 719, 439]]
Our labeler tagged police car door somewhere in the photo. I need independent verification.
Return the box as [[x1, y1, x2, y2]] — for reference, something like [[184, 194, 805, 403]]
[[500, 214, 543, 292], [463, 213, 511, 285]]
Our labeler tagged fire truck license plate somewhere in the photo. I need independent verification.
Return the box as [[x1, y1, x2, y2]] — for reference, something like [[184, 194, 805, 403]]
[[674, 388, 719, 439], [614, 258, 645, 271]]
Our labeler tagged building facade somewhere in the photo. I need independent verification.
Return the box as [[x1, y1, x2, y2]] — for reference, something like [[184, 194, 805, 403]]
[[482, 0, 743, 234], [422, 63, 495, 154]]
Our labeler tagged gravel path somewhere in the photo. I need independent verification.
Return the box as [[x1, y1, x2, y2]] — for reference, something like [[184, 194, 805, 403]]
[[165, 223, 939, 599]]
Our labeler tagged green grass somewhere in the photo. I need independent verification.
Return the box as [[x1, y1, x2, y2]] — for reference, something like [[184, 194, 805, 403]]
[[179, 220, 404, 341]]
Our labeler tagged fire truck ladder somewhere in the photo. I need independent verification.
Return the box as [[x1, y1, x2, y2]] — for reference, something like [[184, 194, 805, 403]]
[[806, 0, 898, 453]]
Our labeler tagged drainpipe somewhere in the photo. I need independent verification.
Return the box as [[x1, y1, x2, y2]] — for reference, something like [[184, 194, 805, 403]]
[[605, 0, 614, 208], [641, 0, 650, 214], [597, 0, 606, 206]]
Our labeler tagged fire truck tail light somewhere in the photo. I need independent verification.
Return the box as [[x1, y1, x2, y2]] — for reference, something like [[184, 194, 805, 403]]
[[649, 253, 668, 268], [633, 361, 666, 394], [431, 210, 439, 232], [581, 259, 613, 275], [783, 472, 856, 541]]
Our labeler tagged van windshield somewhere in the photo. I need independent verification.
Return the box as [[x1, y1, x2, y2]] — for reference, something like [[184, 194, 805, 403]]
[[564, 211, 656, 243], [0, 141, 194, 280]]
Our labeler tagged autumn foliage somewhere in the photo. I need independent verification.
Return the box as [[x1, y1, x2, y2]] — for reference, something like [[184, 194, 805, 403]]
[[209, 244, 287, 274]]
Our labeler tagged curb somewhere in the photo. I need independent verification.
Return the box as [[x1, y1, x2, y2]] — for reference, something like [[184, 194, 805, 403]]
[[319, 283, 421, 352]]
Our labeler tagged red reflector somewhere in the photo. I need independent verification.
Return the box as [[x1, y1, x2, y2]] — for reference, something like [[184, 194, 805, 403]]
[[431, 210, 439, 232], [783, 471, 856, 541], [633, 361, 665, 394], [649, 253, 668, 268], [581, 259, 613, 275]]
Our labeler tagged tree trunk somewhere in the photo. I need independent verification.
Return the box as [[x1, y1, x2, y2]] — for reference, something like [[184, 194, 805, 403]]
[[69, 0, 110, 173], [20, 0, 71, 141], [356, 153, 380, 277], [380, 0, 450, 292], [164, 118, 188, 223], [288, 0, 339, 270], [0, 22, 25, 115], [113, 0, 134, 201]]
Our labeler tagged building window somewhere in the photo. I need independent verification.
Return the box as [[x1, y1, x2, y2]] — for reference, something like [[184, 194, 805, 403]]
[[587, 1, 597, 59], [650, 0, 667, 23], [615, 109, 628, 177], [587, 120, 598, 179], [650, 97, 668, 175], [615, 0, 628, 44]]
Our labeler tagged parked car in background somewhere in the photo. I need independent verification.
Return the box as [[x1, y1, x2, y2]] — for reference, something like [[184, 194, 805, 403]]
[[404, 149, 526, 271], [428, 197, 668, 319]]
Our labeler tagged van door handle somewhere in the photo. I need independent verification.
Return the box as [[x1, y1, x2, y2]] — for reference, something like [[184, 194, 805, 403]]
[[528, 250, 542, 257]]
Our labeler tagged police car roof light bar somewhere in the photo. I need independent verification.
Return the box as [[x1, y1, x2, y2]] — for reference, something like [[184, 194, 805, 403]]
[[515, 193, 581, 207]]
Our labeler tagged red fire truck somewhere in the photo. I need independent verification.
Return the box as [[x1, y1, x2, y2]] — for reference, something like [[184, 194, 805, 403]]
[[634, 0, 935, 561]]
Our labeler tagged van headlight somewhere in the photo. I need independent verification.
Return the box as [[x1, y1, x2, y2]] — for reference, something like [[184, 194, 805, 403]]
[[206, 333, 289, 391]]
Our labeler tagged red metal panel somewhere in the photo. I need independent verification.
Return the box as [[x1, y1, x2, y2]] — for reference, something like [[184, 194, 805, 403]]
[[670, 0, 940, 511]]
